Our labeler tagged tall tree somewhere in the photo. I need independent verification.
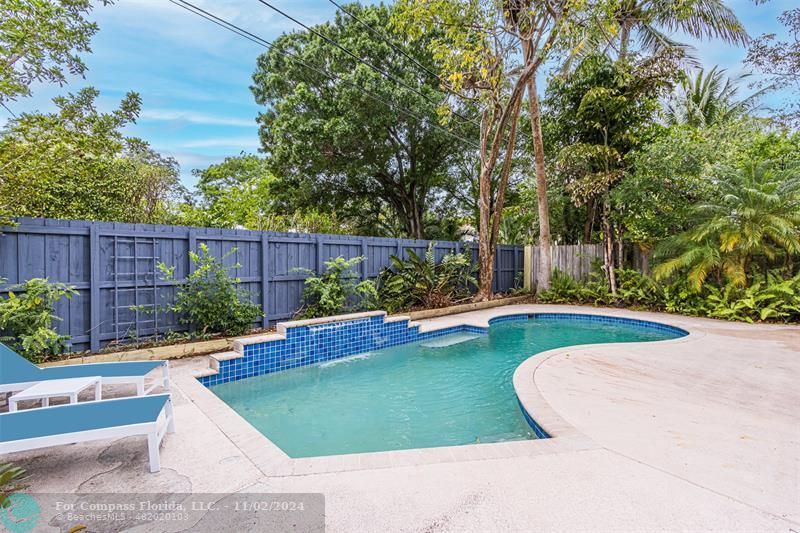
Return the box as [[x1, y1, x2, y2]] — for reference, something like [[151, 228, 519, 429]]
[[545, 53, 678, 292], [0, 87, 183, 223], [665, 67, 764, 127], [745, 6, 800, 127], [395, 0, 581, 300], [251, 3, 471, 239], [1, 0, 112, 104], [604, 0, 747, 59]]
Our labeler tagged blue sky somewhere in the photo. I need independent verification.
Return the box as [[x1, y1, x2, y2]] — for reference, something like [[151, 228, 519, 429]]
[[1, 0, 795, 189]]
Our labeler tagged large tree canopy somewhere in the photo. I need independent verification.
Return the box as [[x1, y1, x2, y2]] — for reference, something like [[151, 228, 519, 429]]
[[179, 153, 348, 234], [251, 3, 471, 239], [0, 87, 183, 223], [0, 0, 111, 103]]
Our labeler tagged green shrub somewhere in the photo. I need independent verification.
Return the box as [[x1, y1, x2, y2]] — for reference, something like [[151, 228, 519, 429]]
[[153, 244, 263, 336], [378, 244, 477, 313], [537, 266, 800, 324], [0, 278, 77, 362], [295, 256, 378, 319], [538, 267, 613, 306]]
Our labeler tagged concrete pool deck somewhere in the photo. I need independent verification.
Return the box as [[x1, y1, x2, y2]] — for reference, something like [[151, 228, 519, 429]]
[[4, 304, 799, 532]]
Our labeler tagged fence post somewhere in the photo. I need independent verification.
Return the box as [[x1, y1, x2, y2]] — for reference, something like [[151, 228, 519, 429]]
[[523, 245, 533, 292], [187, 229, 197, 275], [89, 225, 101, 352], [361, 239, 368, 279], [492, 246, 499, 294], [261, 234, 270, 328], [316, 235, 325, 274]]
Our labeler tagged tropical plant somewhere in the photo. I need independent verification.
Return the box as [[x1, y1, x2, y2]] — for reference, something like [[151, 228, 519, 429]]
[[0, 277, 77, 362], [295, 256, 378, 319], [0, 463, 26, 508], [545, 53, 679, 292], [378, 244, 477, 312], [654, 160, 800, 290], [153, 245, 263, 337], [597, 0, 747, 59], [665, 67, 764, 127], [538, 267, 800, 323]]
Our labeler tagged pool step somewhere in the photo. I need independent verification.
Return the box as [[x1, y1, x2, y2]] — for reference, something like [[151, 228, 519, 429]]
[[208, 350, 242, 372], [421, 332, 481, 348]]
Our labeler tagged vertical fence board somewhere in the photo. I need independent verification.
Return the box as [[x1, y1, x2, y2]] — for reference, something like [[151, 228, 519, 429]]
[[1, 217, 534, 352]]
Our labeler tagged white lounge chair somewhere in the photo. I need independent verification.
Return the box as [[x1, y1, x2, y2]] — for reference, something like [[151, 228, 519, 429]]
[[0, 343, 169, 396], [0, 394, 175, 473]]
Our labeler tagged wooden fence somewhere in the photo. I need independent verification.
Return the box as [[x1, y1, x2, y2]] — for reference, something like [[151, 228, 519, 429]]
[[523, 243, 606, 289], [0, 218, 524, 352]]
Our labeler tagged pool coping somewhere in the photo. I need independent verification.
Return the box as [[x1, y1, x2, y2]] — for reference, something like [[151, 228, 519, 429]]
[[176, 304, 703, 476]]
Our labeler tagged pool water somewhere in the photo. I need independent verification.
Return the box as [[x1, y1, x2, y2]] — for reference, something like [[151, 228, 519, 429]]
[[210, 316, 682, 457]]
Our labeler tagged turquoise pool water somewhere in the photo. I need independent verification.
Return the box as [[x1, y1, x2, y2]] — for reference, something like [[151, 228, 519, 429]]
[[210, 316, 682, 457]]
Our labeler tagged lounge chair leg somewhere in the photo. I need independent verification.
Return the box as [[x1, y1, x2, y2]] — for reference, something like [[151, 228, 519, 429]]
[[162, 363, 171, 392], [147, 432, 161, 473], [166, 397, 176, 434]]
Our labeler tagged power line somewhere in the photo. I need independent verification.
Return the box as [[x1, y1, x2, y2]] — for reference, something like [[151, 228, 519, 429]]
[[0, 102, 18, 119], [252, 0, 479, 127], [167, 0, 480, 150], [326, 0, 447, 91]]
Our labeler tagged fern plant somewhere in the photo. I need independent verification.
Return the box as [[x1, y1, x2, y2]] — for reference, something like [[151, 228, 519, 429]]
[[378, 244, 476, 312]]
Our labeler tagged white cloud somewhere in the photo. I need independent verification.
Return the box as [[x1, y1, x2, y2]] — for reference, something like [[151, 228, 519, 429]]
[[140, 108, 255, 127], [180, 136, 260, 148]]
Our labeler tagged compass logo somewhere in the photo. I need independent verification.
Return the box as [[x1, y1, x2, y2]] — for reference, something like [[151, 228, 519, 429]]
[[0, 493, 40, 533]]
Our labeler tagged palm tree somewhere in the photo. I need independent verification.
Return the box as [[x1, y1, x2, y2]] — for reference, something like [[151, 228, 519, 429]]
[[654, 161, 800, 289], [612, 0, 749, 59], [665, 67, 765, 127]]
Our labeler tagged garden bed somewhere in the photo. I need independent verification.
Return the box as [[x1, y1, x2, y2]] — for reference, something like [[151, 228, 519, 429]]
[[404, 294, 532, 320]]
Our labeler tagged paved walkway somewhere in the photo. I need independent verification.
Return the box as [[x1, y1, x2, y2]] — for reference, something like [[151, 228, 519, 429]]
[[6, 305, 799, 532]]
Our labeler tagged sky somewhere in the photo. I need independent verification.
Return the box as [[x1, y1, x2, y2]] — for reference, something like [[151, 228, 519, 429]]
[[1, 0, 795, 189]]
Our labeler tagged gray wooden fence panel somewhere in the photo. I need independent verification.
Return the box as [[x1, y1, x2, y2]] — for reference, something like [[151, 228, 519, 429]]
[[526, 243, 605, 288], [0, 217, 526, 353]]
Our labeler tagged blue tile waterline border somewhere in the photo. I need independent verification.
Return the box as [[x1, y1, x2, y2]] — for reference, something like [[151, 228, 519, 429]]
[[517, 398, 551, 438], [199, 312, 687, 388]]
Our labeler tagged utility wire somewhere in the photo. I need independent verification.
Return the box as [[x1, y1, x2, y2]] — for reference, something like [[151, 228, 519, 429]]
[[326, 0, 452, 93], [167, 0, 480, 150], [0, 102, 18, 119], [252, 0, 479, 127]]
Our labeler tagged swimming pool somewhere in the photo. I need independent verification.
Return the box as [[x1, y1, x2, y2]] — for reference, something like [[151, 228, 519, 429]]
[[209, 314, 685, 457]]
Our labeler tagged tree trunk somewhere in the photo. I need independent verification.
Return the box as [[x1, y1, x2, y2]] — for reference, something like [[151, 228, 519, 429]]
[[616, 224, 625, 269], [526, 65, 553, 294], [475, 164, 495, 301], [583, 198, 595, 243], [619, 19, 632, 60], [602, 193, 617, 293], [476, 100, 522, 301]]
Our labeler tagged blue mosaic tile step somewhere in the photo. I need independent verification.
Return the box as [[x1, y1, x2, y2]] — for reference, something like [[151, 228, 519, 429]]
[[198, 312, 687, 387]]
